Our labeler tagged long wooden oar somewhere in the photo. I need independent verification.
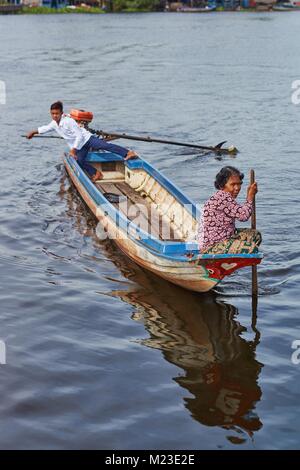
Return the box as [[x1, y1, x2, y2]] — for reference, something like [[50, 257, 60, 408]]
[[23, 131, 238, 155], [88, 128, 238, 155], [250, 169, 258, 300]]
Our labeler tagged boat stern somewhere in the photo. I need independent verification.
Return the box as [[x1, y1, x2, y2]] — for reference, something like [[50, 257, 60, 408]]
[[185, 248, 263, 283]]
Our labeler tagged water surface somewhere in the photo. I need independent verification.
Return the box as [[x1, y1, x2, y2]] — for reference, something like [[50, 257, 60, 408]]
[[0, 11, 300, 449]]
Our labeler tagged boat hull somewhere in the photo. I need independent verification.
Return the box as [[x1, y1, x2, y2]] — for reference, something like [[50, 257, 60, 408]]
[[63, 153, 262, 293]]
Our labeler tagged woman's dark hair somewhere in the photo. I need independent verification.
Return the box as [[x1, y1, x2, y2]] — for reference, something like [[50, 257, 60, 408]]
[[50, 101, 63, 112], [214, 166, 244, 190]]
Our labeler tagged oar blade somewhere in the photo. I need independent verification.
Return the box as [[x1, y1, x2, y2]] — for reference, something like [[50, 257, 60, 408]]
[[215, 141, 227, 149]]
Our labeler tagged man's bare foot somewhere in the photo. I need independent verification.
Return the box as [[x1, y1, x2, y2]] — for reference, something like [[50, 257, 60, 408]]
[[91, 170, 103, 182], [124, 150, 138, 161]]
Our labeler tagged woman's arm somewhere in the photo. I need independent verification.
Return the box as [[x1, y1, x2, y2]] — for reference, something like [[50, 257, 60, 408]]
[[223, 193, 253, 221], [221, 182, 258, 221]]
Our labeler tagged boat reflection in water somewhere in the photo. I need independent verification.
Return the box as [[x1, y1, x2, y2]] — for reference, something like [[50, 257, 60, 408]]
[[108, 253, 263, 441], [61, 175, 263, 442]]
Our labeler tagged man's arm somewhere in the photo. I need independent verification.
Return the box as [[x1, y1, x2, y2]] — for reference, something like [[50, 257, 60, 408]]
[[27, 121, 56, 139]]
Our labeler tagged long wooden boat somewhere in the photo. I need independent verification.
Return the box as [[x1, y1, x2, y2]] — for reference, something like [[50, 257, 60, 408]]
[[64, 151, 263, 293]]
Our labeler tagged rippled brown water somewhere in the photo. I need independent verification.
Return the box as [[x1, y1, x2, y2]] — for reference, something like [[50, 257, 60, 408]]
[[1, 11, 300, 449]]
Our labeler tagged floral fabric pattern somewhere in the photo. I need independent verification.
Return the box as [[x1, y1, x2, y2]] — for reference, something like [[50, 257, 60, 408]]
[[201, 228, 262, 254], [198, 190, 253, 251]]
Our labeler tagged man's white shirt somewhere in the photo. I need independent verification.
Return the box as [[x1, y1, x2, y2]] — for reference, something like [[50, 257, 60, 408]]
[[38, 114, 91, 150]]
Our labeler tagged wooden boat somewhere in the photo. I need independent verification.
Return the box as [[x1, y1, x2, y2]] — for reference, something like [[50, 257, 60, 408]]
[[64, 151, 263, 293]]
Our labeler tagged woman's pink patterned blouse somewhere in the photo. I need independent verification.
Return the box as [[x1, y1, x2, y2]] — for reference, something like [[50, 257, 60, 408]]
[[198, 190, 253, 251]]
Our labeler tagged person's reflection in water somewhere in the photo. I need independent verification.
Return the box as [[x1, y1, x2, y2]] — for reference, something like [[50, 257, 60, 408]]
[[107, 260, 263, 444], [176, 307, 263, 439], [60, 175, 263, 444], [101, 249, 263, 443]]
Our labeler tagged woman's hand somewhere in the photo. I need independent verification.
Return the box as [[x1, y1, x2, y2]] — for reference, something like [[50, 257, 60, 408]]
[[247, 182, 258, 202]]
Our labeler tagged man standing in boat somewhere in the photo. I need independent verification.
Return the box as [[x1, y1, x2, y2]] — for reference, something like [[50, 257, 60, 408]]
[[26, 101, 137, 182]]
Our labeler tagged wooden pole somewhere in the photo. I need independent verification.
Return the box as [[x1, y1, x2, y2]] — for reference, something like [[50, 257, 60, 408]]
[[87, 129, 238, 155], [22, 132, 238, 155], [250, 169, 258, 299]]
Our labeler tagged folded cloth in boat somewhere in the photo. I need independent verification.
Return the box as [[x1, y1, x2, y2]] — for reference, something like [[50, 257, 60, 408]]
[[103, 192, 127, 204], [202, 228, 262, 255]]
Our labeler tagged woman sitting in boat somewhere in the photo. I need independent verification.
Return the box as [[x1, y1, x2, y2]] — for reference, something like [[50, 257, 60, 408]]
[[198, 166, 261, 254]]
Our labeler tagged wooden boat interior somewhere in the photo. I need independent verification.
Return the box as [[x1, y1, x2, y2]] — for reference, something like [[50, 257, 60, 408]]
[[90, 159, 198, 243]]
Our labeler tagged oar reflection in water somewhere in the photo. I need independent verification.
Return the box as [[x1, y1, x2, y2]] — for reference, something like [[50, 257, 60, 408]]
[[60, 176, 263, 443]]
